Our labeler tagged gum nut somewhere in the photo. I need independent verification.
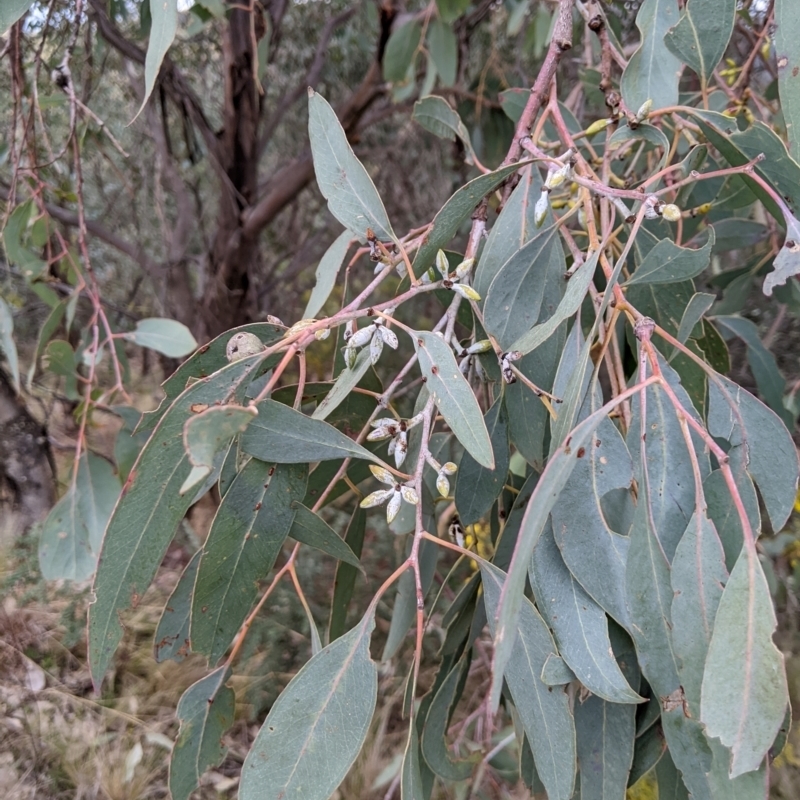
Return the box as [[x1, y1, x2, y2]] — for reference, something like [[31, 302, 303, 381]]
[[441, 462, 457, 475], [661, 204, 681, 222], [226, 332, 264, 361]]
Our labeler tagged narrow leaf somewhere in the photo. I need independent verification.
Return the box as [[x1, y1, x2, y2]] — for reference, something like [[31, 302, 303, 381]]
[[625, 228, 715, 286], [135, 0, 179, 120], [288, 503, 363, 571], [242, 398, 382, 465], [383, 21, 422, 82], [776, 0, 800, 163], [328, 507, 367, 641], [414, 331, 494, 469], [676, 292, 715, 344], [427, 20, 457, 86], [191, 461, 307, 664], [401, 724, 424, 800], [303, 230, 352, 318], [0, 297, 20, 393], [308, 89, 395, 242], [89, 355, 263, 689], [481, 561, 577, 800], [312, 347, 373, 421], [240, 612, 378, 800], [154, 549, 201, 663], [169, 667, 234, 800], [701, 547, 788, 776]]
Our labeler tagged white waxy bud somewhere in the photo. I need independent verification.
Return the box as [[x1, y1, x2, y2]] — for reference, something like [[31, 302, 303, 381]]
[[534, 190, 550, 228], [315, 327, 331, 341], [367, 423, 394, 442], [661, 203, 681, 222], [360, 488, 394, 509], [436, 473, 451, 498], [448, 517, 465, 548], [344, 320, 356, 341], [369, 464, 395, 485], [451, 283, 481, 301], [400, 485, 419, 505], [436, 249, 450, 279], [226, 332, 264, 362], [370, 332, 384, 364], [420, 267, 436, 285], [466, 339, 493, 355], [266, 315, 285, 326], [500, 353, 516, 384], [344, 345, 357, 370], [386, 490, 403, 523], [635, 99, 653, 123], [545, 162, 572, 191], [349, 325, 375, 348], [643, 195, 662, 220], [454, 258, 475, 280], [395, 261, 407, 278], [394, 430, 408, 468], [441, 462, 457, 475], [379, 326, 398, 349], [459, 356, 471, 375]]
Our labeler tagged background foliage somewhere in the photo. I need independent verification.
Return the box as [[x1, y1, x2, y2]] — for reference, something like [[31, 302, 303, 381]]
[[3, 0, 800, 798]]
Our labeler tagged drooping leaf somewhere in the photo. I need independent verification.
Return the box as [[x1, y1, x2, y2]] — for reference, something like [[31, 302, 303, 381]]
[[776, 0, 800, 163], [0, 0, 34, 34], [242, 398, 382, 465], [122, 317, 198, 358], [414, 331, 494, 469], [481, 561, 577, 800], [303, 230, 352, 318], [154, 549, 201, 663], [191, 461, 307, 664], [530, 524, 642, 704], [2, 200, 47, 281], [401, 723, 424, 800], [288, 503, 363, 571], [312, 347, 373, 421], [308, 89, 395, 242], [620, 0, 682, 112], [427, 20, 457, 86], [454, 396, 509, 527], [134, 0, 179, 120], [411, 162, 526, 276], [328, 507, 367, 642], [655, 749, 690, 800], [436, 0, 470, 24], [664, 0, 736, 89], [552, 416, 634, 628], [181, 404, 257, 494], [676, 292, 715, 344], [625, 228, 715, 286], [420, 658, 475, 781], [89, 354, 263, 689], [574, 693, 636, 800], [383, 21, 422, 83], [484, 218, 565, 350], [169, 667, 235, 800], [0, 297, 20, 393], [510, 249, 599, 355], [239, 612, 378, 800], [701, 547, 788, 777], [706, 373, 799, 532], [412, 95, 474, 157], [39, 453, 121, 582], [628, 723, 667, 787], [763, 213, 800, 297]]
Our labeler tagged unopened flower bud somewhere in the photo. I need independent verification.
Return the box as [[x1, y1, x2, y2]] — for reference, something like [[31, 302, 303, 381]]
[[661, 203, 681, 222]]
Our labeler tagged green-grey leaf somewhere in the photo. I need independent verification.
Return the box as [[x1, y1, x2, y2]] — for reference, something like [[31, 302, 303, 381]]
[[620, 0, 682, 111], [484, 218, 565, 350], [511, 249, 599, 355], [0, 297, 20, 393], [436, 0, 470, 24], [135, 0, 179, 120], [655, 750, 689, 800], [411, 162, 526, 276], [776, 0, 800, 163], [575, 694, 636, 800], [0, 0, 34, 35], [154, 549, 201, 663], [552, 417, 633, 628], [308, 89, 395, 242], [700, 547, 788, 776], [414, 331, 494, 469], [481, 561, 577, 800], [39, 453, 121, 582], [412, 95, 473, 157], [181, 404, 257, 494], [169, 667, 234, 800], [706, 373, 799, 532], [401, 723, 424, 800], [312, 347, 373, 421], [530, 524, 642, 704], [454, 396, 509, 527], [676, 292, 715, 344], [303, 230, 352, 318], [664, 0, 736, 88], [191, 461, 306, 664], [763, 213, 800, 296], [625, 228, 714, 286], [288, 503, 363, 571], [427, 20, 457, 86], [123, 317, 198, 358], [383, 21, 422, 83], [242, 398, 382, 465], [89, 354, 263, 689], [328, 507, 367, 642], [239, 612, 378, 800]]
